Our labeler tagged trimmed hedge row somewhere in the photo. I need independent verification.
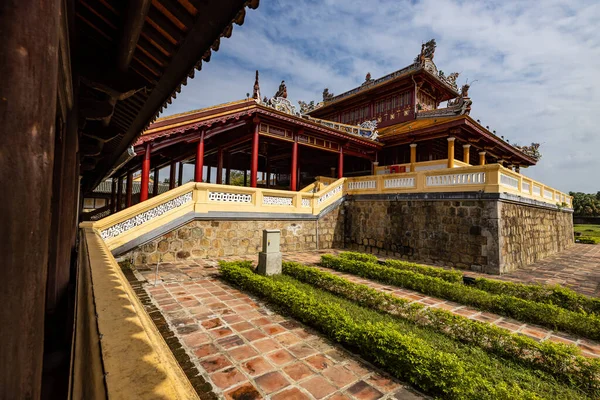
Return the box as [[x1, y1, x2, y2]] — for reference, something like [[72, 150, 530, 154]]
[[473, 278, 600, 316], [219, 261, 556, 399], [339, 251, 463, 283], [283, 261, 600, 395], [320, 254, 600, 341], [340, 251, 600, 316], [384, 259, 463, 283], [339, 251, 378, 263]]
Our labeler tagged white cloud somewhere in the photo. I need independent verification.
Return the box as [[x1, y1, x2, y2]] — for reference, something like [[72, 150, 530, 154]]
[[165, 0, 600, 192]]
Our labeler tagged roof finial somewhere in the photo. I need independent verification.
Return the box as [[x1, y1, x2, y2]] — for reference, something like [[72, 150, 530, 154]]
[[252, 70, 261, 103]]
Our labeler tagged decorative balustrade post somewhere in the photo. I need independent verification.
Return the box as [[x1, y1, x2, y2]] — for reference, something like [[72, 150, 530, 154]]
[[447, 137, 455, 168]]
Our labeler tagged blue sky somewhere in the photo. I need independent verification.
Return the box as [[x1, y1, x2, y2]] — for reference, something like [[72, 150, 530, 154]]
[[163, 0, 600, 193]]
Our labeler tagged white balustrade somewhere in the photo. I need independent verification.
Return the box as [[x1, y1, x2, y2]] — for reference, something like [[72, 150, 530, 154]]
[[208, 191, 252, 203], [426, 172, 486, 187], [301, 198, 311, 207], [500, 173, 519, 190], [317, 185, 342, 205], [262, 195, 293, 206], [348, 180, 376, 190], [543, 189, 553, 200], [384, 177, 415, 188], [533, 185, 542, 196], [521, 181, 531, 193]]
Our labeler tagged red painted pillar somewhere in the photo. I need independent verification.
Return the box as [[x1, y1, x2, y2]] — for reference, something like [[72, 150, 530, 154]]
[[117, 176, 124, 211], [126, 171, 133, 207], [251, 119, 260, 187], [290, 137, 298, 191], [169, 161, 176, 189], [216, 147, 223, 184], [195, 130, 205, 182], [140, 144, 151, 201], [338, 147, 344, 179]]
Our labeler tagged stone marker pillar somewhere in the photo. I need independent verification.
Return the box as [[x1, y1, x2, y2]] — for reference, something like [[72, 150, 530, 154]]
[[257, 229, 282, 276]]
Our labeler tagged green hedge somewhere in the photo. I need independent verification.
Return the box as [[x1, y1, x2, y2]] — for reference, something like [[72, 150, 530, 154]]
[[578, 236, 600, 245], [384, 259, 463, 283], [320, 254, 600, 341], [339, 251, 378, 263], [220, 261, 585, 399], [283, 261, 600, 395], [473, 278, 600, 316]]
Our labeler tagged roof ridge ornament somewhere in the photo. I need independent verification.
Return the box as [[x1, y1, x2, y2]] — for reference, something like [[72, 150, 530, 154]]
[[252, 70, 261, 103]]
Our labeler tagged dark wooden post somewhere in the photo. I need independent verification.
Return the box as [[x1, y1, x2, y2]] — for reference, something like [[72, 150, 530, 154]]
[[169, 160, 176, 189], [0, 0, 60, 396], [117, 176, 124, 211], [291, 132, 298, 191], [338, 147, 344, 179], [111, 178, 117, 212], [207, 164, 212, 183], [178, 162, 183, 186], [225, 152, 231, 185], [140, 143, 150, 201], [152, 167, 159, 196], [251, 117, 260, 187], [195, 129, 205, 182], [216, 147, 223, 184], [243, 170, 248, 186], [126, 171, 133, 207]]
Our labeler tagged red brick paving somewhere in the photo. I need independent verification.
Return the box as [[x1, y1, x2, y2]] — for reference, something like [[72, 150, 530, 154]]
[[138, 261, 424, 399]]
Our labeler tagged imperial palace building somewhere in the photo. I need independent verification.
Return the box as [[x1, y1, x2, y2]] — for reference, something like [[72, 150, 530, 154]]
[[1, 4, 573, 396]]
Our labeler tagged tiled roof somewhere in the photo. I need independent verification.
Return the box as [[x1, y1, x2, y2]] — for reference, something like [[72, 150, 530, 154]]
[[378, 115, 465, 138]]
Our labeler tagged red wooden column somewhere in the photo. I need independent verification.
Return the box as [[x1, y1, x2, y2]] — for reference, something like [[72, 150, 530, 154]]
[[250, 117, 260, 187], [110, 178, 117, 212], [338, 147, 344, 179], [117, 176, 124, 211], [178, 162, 183, 186], [216, 147, 223, 184], [195, 129, 205, 182], [126, 171, 133, 207], [169, 161, 176, 189], [290, 132, 298, 191], [140, 144, 151, 201], [153, 167, 159, 196]]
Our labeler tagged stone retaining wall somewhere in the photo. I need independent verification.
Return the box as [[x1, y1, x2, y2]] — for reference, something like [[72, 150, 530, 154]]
[[343, 195, 573, 274], [124, 208, 343, 266]]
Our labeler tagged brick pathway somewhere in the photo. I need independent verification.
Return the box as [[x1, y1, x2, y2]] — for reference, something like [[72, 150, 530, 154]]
[[137, 263, 425, 399]]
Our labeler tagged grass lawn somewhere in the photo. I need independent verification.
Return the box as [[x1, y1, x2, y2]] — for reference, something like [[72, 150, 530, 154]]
[[575, 224, 600, 237]]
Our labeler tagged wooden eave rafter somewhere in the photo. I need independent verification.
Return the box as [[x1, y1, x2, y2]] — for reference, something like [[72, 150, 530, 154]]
[[79, 0, 261, 192]]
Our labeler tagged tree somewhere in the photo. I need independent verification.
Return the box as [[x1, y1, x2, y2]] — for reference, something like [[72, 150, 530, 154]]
[[230, 170, 247, 186], [570, 192, 600, 216]]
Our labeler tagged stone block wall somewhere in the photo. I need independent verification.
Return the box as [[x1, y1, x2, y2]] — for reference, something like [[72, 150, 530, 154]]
[[124, 207, 344, 266], [499, 202, 573, 272], [343, 196, 573, 274]]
